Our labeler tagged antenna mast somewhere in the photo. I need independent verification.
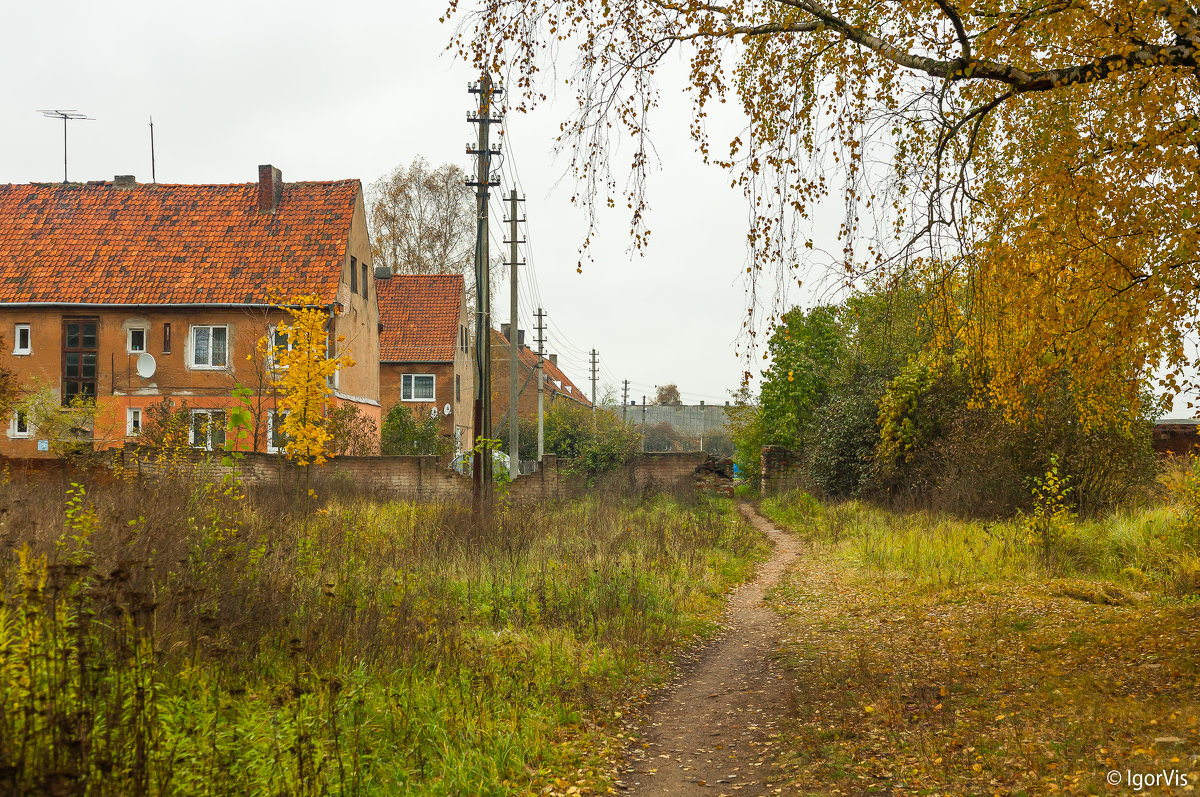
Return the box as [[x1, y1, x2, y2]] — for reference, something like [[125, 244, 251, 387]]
[[38, 110, 94, 183], [149, 116, 156, 184]]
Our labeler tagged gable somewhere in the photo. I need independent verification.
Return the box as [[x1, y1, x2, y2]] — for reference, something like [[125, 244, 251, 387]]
[[376, 274, 464, 362]]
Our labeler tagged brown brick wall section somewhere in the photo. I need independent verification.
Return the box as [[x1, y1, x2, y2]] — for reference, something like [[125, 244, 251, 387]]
[[761, 445, 804, 496], [100, 449, 707, 502]]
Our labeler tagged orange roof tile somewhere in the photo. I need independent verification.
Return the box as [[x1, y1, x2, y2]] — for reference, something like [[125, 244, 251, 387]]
[[491, 328, 592, 407], [0, 178, 360, 305], [376, 274, 464, 362]]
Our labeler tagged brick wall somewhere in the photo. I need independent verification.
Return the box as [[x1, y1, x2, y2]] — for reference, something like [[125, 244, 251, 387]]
[[761, 445, 804, 496], [102, 448, 711, 503], [623, 452, 708, 492]]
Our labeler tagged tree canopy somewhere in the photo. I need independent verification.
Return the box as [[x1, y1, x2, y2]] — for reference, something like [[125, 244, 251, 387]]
[[655, 383, 682, 406], [367, 156, 475, 278], [450, 0, 1200, 419]]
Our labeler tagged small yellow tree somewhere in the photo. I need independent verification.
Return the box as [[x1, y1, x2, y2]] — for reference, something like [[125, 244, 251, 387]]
[[260, 293, 354, 479]]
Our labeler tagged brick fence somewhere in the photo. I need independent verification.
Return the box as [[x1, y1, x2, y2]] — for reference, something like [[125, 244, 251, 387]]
[[96, 447, 710, 502], [761, 445, 804, 497]]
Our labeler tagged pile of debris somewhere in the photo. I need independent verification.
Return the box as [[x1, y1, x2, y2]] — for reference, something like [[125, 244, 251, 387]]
[[694, 455, 736, 497]]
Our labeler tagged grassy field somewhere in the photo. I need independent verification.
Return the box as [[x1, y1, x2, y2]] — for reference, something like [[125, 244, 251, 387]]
[[761, 488, 1200, 796], [0, 471, 767, 796]]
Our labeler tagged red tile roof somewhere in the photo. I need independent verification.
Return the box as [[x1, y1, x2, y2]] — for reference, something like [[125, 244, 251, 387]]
[[376, 274, 464, 362], [0, 179, 360, 305], [492, 328, 592, 407]]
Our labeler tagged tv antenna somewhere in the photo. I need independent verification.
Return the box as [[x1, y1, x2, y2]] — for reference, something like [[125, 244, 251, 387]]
[[37, 109, 94, 183], [149, 115, 156, 183]]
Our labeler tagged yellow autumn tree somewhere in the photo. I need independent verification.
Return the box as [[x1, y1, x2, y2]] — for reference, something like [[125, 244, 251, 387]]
[[260, 293, 354, 473], [450, 0, 1200, 420]]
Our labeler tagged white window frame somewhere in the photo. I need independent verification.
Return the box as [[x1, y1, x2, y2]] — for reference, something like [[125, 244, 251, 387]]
[[401, 373, 436, 402], [13, 324, 30, 356], [189, 325, 229, 370], [10, 409, 31, 438], [266, 325, 292, 373], [325, 327, 340, 390], [189, 409, 227, 451], [127, 326, 148, 354], [266, 409, 288, 454], [126, 407, 142, 437]]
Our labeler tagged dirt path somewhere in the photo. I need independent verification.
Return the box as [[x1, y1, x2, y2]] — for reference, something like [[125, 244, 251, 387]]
[[619, 504, 801, 796]]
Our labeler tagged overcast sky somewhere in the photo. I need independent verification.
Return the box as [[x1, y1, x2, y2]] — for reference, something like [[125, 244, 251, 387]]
[[0, 0, 827, 406], [8, 1, 1189, 417]]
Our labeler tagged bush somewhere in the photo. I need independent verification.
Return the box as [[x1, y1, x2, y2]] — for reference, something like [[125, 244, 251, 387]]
[[326, 403, 380, 456], [380, 404, 451, 456], [542, 402, 640, 477]]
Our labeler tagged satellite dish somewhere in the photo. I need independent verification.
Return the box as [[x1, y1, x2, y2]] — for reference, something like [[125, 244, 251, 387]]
[[430, 405, 439, 418], [135, 352, 156, 379], [443, 403, 452, 416]]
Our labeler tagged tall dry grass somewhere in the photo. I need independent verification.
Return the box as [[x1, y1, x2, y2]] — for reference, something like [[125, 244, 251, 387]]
[[0, 467, 766, 795]]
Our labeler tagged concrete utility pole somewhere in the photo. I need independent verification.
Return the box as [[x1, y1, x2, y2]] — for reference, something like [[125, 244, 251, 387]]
[[467, 74, 502, 504], [506, 189, 523, 474], [535, 307, 547, 461], [589, 349, 598, 414], [641, 395, 647, 452], [622, 379, 630, 423]]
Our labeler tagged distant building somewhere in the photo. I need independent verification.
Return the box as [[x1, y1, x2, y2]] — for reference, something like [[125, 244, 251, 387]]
[[634, 403, 733, 454], [1153, 418, 1200, 456], [376, 274, 474, 452], [488, 325, 590, 436], [0, 165, 379, 457]]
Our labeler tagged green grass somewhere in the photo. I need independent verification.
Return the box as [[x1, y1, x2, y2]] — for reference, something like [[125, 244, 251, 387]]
[[761, 488, 1200, 597], [760, 488, 1200, 796], [0, 477, 767, 796]]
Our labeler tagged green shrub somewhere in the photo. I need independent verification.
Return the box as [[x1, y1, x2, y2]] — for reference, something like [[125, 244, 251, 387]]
[[541, 402, 641, 477], [380, 403, 450, 456]]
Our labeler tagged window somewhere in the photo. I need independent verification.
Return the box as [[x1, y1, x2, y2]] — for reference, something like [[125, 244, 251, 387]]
[[163, 323, 172, 354], [126, 407, 142, 436], [361, 262, 368, 299], [191, 325, 228, 369], [401, 374, 435, 401], [127, 327, 147, 353], [455, 374, 460, 402], [10, 409, 31, 438], [267, 325, 291, 372], [62, 319, 98, 405], [326, 325, 339, 389], [189, 409, 226, 450], [266, 409, 289, 454], [350, 256, 358, 293], [13, 324, 30, 355]]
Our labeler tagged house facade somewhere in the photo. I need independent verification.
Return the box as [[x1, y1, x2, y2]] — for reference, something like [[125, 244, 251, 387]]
[[489, 325, 591, 437], [376, 274, 474, 452], [0, 165, 380, 458]]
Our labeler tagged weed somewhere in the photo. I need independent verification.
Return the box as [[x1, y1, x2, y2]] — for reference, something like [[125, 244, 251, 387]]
[[0, 474, 764, 795]]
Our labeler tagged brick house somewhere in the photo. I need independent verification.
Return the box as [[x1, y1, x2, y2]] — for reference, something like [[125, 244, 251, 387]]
[[0, 165, 380, 458], [489, 325, 591, 436], [376, 274, 474, 452]]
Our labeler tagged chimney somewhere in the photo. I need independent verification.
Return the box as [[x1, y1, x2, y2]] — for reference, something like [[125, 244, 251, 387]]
[[501, 323, 512, 341], [517, 329, 525, 346], [113, 175, 136, 189], [257, 164, 283, 212], [549, 354, 558, 366]]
